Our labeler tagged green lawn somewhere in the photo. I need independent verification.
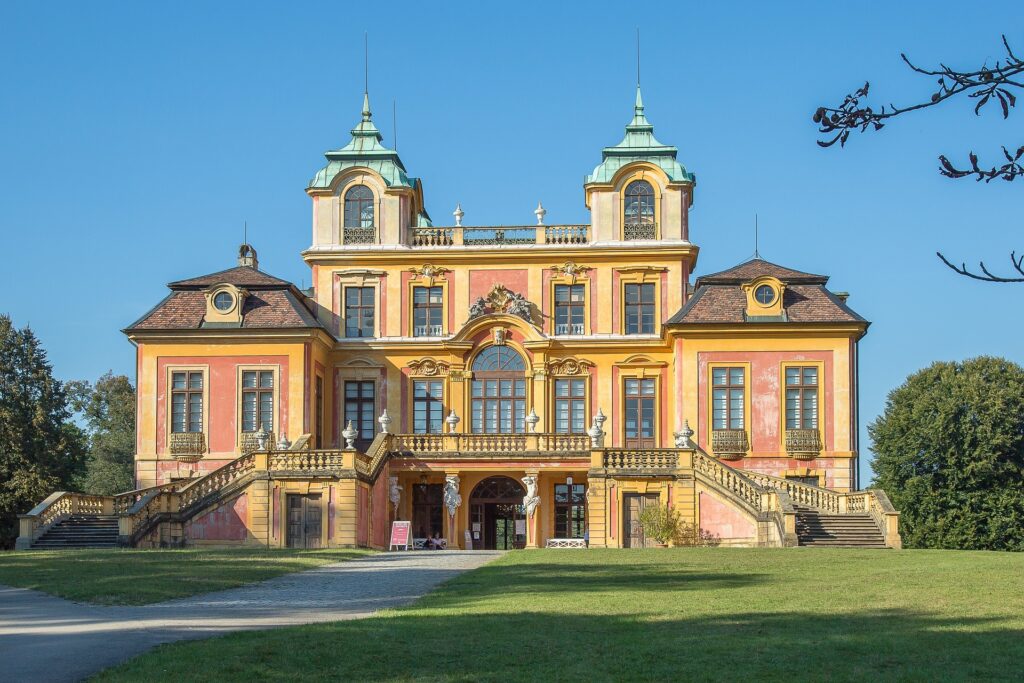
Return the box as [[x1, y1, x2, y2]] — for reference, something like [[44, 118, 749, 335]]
[[95, 548, 1024, 682], [0, 547, 372, 605]]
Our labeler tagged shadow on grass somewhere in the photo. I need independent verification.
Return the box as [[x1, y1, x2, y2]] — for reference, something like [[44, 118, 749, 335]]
[[99, 608, 1024, 682]]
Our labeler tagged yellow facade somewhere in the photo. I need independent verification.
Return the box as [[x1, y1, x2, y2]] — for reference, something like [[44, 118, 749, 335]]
[[18, 88, 901, 553]]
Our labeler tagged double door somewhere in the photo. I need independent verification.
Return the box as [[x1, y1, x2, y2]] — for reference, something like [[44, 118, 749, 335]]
[[286, 494, 322, 549], [623, 493, 660, 548]]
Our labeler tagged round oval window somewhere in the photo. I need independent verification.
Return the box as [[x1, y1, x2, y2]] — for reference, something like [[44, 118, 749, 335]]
[[213, 291, 235, 312], [754, 284, 775, 305]]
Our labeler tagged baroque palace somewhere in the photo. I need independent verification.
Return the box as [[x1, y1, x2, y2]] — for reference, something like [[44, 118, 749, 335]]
[[19, 88, 900, 551]]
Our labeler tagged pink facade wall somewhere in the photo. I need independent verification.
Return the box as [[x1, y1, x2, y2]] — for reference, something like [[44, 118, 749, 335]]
[[699, 491, 756, 541], [357, 486, 369, 546], [186, 493, 249, 542], [695, 350, 835, 453], [469, 269, 528, 304], [155, 354, 290, 455], [371, 463, 389, 548]]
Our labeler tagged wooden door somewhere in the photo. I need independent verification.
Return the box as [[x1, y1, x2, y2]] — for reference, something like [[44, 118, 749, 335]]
[[623, 493, 659, 548], [286, 494, 322, 549]]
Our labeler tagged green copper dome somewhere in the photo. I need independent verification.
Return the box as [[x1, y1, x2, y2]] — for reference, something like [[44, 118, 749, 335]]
[[585, 87, 695, 185], [308, 93, 419, 191]]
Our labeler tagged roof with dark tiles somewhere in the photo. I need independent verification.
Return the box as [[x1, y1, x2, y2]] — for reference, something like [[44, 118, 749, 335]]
[[126, 264, 330, 334], [669, 258, 866, 326]]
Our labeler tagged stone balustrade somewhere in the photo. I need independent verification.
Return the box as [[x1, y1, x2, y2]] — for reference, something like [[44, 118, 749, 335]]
[[409, 225, 589, 248], [387, 432, 591, 456]]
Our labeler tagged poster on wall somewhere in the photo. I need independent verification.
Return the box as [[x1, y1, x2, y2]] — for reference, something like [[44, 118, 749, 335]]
[[515, 519, 526, 535], [389, 521, 411, 551], [464, 530, 473, 550]]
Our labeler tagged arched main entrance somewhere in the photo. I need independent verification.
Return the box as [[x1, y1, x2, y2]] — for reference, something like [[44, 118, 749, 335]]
[[469, 476, 526, 550]]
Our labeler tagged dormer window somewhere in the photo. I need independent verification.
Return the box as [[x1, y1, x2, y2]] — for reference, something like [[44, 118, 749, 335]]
[[742, 276, 786, 320], [754, 284, 776, 305], [213, 291, 235, 312], [343, 185, 375, 244], [624, 180, 656, 240]]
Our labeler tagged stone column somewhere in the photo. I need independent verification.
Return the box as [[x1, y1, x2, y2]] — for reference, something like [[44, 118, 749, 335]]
[[522, 471, 540, 548]]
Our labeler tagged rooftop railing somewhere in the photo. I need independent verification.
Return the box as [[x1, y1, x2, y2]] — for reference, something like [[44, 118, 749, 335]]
[[410, 225, 589, 247]]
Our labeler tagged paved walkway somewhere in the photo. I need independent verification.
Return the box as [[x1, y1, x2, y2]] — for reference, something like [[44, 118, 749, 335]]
[[0, 550, 501, 682]]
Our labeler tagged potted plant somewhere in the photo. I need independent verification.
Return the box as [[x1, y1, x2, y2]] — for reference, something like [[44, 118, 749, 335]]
[[637, 504, 682, 547]]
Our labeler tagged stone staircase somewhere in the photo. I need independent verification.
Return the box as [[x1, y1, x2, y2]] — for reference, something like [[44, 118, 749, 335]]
[[30, 515, 120, 550], [794, 505, 887, 548]]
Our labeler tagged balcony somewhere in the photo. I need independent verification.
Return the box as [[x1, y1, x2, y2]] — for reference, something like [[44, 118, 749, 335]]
[[554, 323, 585, 335], [413, 324, 443, 337], [785, 429, 823, 459], [342, 226, 376, 244], [711, 429, 748, 460], [623, 222, 657, 240], [388, 432, 592, 458], [410, 225, 589, 248], [169, 432, 206, 462]]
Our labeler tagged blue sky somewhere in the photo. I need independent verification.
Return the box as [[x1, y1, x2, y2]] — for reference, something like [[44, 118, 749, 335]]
[[2, 2, 1021, 478]]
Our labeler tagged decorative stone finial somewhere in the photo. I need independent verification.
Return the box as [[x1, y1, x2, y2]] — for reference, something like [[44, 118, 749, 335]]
[[276, 434, 291, 450], [446, 410, 461, 434], [674, 420, 695, 449], [342, 420, 358, 450], [254, 425, 269, 452], [588, 408, 607, 448], [453, 203, 464, 227], [378, 408, 392, 434], [525, 408, 540, 433], [534, 202, 547, 226]]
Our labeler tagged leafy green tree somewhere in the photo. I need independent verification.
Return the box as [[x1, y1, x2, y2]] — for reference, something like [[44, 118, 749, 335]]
[[871, 356, 1024, 550], [68, 372, 136, 495], [0, 315, 87, 547]]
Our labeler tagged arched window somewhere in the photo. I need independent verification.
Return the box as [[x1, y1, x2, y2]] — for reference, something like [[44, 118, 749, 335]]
[[623, 180, 656, 240], [342, 185, 375, 244], [471, 346, 527, 433]]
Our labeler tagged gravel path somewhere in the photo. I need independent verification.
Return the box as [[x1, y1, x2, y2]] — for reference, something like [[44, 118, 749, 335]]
[[0, 550, 501, 682]]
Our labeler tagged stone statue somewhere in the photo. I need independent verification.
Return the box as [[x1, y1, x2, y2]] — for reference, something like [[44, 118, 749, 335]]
[[468, 297, 488, 320], [443, 475, 462, 519], [388, 476, 401, 518], [522, 475, 540, 517], [505, 292, 532, 322]]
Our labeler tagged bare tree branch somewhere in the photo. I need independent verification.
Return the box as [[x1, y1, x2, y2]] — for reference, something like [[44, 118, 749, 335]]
[[936, 251, 1024, 282], [814, 35, 1024, 149]]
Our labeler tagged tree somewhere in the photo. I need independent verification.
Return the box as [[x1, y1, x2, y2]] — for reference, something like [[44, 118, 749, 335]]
[[870, 356, 1024, 550], [0, 315, 87, 548], [814, 35, 1024, 281], [68, 372, 136, 496]]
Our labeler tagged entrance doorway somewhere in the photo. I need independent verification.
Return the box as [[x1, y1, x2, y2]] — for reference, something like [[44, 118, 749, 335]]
[[623, 493, 660, 548], [469, 476, 526, 550], [286, 494, 322, 549]]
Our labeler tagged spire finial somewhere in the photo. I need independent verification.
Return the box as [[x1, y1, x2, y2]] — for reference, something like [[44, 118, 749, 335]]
[[393, 99, 397, 151], [636, 27, 641, 88], [754, 213, 761, 259]]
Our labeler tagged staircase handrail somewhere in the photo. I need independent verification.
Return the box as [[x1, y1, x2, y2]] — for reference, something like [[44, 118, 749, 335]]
[[740, 471, 842, 513], [691, 449, 771, 514], [17, 491, 111, 548]]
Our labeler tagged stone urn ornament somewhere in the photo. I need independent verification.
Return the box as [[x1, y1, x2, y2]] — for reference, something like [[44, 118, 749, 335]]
[[446, 409, 461, 434], [588, 408, 607, 448], [378, 408, 392, 435], [255, 426, 269, 452], [342, 420, 359, 450]]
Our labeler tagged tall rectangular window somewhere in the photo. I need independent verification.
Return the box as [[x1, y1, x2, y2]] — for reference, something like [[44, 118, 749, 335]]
[[241, 370, 274, 434], [554, 483, 586, 539], [786, 367, 819, 429], [624, 283, 655, 334], [413, 286, 443, 337], [471, 379, 526, 433], [554, 285, 585, 335], [344, 380, 376, 447], [171, 371, 203, 433], [624, 378, 656, 448], [344, 287, 375, 338], [712, 368, 745, 430], [314, 376, 324, 449], [554, 379, 587, 434], [413, 380, 444, 434]]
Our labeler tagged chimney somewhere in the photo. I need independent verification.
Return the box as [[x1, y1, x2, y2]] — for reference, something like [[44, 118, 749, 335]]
[[238, 243, 259, 269], [834, 291, 849, 303]]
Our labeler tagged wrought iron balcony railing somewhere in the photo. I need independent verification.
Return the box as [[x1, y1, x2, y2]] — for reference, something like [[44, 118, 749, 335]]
[[169, 432, 206, 462], [342, 226, 376, 244], [623, 222, 657, 240], [711, 429, 749, 460], [785, 429, 823, 459]]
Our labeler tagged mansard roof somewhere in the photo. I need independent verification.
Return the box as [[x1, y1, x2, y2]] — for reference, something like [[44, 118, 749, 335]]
[[668, 257, 865, 326], [126, 261, 330, 334], [307, 93, 419, 191], [586, 87, 695, 185]]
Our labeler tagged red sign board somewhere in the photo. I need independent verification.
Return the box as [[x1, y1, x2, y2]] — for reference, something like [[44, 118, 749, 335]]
[[389, 521, 411, 551]]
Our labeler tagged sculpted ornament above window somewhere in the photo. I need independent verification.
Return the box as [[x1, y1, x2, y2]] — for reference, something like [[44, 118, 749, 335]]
[[467, 284, 535, 324], [407, 264, 450, 286], [549, 262, 592, 284], [546, 357, 595, 376], [407, 358, 451, 376]]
